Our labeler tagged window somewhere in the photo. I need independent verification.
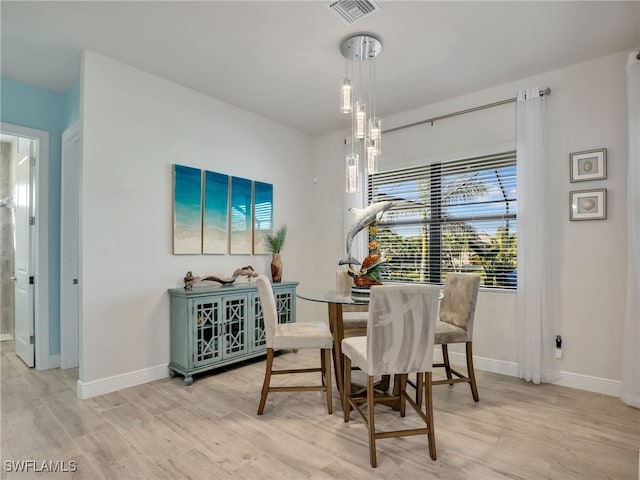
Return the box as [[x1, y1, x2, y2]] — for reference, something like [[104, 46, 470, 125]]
[[368, 151, 517, 288]]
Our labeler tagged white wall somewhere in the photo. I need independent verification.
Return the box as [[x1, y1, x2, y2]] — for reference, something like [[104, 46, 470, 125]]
[[313, 50, 631, 387], [80, 51, 317, 386]]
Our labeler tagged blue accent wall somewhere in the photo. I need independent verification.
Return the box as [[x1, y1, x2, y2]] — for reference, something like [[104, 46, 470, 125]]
[[0, 76, 80, 357]]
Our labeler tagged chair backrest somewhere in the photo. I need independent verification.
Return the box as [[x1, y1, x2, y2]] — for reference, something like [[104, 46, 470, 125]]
[[256, 275, 277, 348], [366, 284, 441, 376], [439, 273, 480, 340]]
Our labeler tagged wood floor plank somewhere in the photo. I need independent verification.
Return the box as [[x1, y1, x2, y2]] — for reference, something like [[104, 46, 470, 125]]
[[77, 425, 171, 480], [43, 389, 111, 438], [99, 402, 193, 464]]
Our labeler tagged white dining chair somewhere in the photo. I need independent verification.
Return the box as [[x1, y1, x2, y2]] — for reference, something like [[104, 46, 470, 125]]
[[341, 284, 441, 467], [416, 273, 481, 406], [256, 275, 334, 415]]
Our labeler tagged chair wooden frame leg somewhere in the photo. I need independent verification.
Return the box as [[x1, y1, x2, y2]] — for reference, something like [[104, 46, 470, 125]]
[[442, 344, 453, 381], [466, 341, 479, 402], [258, 347, 333, 415], [344, 365, 436, 467], [258, 348, 274, 415], [425, 342, 479, 402], [343, 355, 352, 422], [423, 372, 436, 460], [367, 375, 377, 468], [322, 348, 333, 413]]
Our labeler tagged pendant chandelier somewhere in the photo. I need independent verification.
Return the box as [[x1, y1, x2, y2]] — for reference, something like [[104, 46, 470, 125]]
[[340, 33, 382, 193]]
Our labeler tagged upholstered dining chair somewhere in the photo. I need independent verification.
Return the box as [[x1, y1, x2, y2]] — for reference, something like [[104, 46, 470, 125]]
[[256, 275, 334, 415], [341, 284, 441, 468], [417, 273, 481, 406]]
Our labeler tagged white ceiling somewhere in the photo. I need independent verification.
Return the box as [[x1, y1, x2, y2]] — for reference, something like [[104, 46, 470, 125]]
[[1, 1, 639, 137]]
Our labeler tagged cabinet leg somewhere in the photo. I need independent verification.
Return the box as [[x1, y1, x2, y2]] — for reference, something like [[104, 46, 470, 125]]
[[169, 369, 176, 379], [184, 376, 193, 386]]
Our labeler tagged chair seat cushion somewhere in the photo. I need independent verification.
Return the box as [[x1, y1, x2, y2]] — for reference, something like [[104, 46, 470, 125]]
[[435, 320, 468, 344], [342, 311, 368, 329], [273, 322, 333, 350], [341, 336, 369, 373]]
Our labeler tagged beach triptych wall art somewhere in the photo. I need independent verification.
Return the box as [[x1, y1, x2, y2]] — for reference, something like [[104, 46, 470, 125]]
[[203, 171, 229, 254], [172, 164, 273, 255], [253, 181, 274, 254], [230, 176, 253, 254], [173, 165, 203, 254]]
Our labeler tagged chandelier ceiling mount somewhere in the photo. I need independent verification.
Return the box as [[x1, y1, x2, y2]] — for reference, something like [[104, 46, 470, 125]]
[[340, 33, 382, 61]]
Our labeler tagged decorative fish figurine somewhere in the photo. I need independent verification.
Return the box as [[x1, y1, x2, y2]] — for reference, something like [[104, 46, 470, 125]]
[[339, 201, 394, 265]]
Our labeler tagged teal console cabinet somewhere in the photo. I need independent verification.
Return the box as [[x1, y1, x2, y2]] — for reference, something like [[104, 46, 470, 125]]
[[168, 281, 298, 385]]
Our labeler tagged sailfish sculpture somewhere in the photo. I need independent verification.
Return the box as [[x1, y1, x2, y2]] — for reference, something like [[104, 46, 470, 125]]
[[339, 201, 394, 266]]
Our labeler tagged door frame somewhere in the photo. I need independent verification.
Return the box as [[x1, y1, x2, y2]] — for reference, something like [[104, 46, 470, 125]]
[[0, 122, 51, 369], [60, 121, 81, 369]]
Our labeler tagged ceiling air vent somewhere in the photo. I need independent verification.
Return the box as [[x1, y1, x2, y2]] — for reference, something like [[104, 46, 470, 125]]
[[325, 0, 381, 25]]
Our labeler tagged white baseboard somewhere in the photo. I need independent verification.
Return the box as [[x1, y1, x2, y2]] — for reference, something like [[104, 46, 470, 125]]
[[77, 363, 169, 399], [552, 371, 621, 397], [0, 334, 13, 342], [434, 347, 621, 397]]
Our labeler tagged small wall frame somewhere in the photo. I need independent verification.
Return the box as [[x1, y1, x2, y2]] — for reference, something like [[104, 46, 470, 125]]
[[570, 188, 607, 221], [570, 148, 607, 182]]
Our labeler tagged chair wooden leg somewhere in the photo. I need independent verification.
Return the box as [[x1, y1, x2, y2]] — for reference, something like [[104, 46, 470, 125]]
[[466, 342, 479, 402], [257, 348, 274, 415], [343, 355, 352, 422], [424, 371, 436, 460], [442, 344, 453, 382], [367, 375, 377, 468], [415, 373, 423, 408], [320, 350, 326, 386], [322, 348, 333, 414], [399, 374, 407, 417]]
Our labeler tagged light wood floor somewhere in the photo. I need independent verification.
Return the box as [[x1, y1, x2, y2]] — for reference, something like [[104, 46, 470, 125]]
[[1, 340, 638, 480]]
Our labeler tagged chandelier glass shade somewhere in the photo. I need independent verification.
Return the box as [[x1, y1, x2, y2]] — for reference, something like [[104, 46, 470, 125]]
[[340, 34, 382, 192]]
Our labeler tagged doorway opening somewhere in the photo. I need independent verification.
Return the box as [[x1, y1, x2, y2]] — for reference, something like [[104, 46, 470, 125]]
[[0, 123, 51, 370]]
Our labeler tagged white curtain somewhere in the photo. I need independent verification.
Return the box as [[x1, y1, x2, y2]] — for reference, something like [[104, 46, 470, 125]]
[[516, 87, 558, 384], [621, 52, 640, 408]]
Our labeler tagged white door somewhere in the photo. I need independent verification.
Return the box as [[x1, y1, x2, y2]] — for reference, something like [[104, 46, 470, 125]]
[[14, 140, 34, 367], [60, 124, 81, 369]]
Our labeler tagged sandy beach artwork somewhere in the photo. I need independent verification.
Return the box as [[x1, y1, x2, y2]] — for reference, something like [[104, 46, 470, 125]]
[[203, 171, 229, 254], [173, 164, 203, 254], [230, 176, 253, 254]]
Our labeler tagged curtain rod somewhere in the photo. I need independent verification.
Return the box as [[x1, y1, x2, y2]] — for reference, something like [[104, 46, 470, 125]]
[[383, 87, 551, 135]]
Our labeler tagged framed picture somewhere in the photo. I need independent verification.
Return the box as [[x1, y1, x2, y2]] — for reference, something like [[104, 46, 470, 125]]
[[203, 170, 229, 254], [229, 176, 253, 254], [252, 181, 273, 254], [570, 188, 607, 221], [570, 148, 607, 182], [173, 164, 202, 254]]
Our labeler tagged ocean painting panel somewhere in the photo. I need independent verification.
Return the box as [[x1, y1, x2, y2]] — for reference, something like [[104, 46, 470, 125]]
[[203, 171, 229, 254], [173, 164, 202, 254], [253, 181, 273, 254], [230, 176, 253, 254]]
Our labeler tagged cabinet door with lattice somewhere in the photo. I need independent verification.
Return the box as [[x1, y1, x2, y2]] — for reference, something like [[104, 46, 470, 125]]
[[192, 299, 223, 367], [221, 294, 249, 360], [275, 289, 295, 325]]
